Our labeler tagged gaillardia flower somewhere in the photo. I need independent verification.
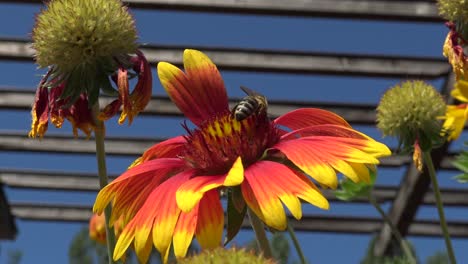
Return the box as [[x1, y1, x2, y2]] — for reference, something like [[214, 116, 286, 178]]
[[377, 80, 446, 170], [442, 80, 468, 140], [29, 0, 152, 138], [94, 50, 390, 263]]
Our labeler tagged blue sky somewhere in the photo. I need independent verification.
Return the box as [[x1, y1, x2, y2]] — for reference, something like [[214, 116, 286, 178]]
[[1, 2, 468, 264]]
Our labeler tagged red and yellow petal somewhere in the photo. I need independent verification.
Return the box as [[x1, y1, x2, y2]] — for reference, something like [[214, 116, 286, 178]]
[[93, 158, 185, 214], [99, 99, 122, 121], [157, 49, 229, 126], [130, 136, 187, 168], [241, 161, 328, 230], [195, 190, 224, 250], [274, 108, 351, 132], [152, 171, 193, 263], [272, 131, 390, 188], [29, 85, 50, 138], [173, 203, 199, 259], [176, 157, 244, 212]]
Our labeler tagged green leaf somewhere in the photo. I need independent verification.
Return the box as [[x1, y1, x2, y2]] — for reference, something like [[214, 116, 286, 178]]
[[333, 169, 377, 201], [453, 173, 468, 183], [224, 187, 246, 246]]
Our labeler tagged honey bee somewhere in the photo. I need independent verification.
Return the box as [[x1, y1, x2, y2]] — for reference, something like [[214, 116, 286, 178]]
[[232, 86, 268, 121]]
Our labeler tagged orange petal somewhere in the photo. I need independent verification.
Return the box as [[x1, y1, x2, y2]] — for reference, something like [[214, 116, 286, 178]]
[[152, 171, 193, 259], [241, 161, 328, 230], [93, 158, 185, 214], [157, 49, 229, 126], [173, 203, 199, 259], [137, 136, 187, 165], [272, 135, 389, 188], [195, 190, 223, 250], [274, 108, 351, 132], [176, 174, 226, 213]]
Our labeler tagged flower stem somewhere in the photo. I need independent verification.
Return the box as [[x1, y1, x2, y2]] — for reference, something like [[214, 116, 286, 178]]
[[422, 151, 457, 264], [247, 208, 273, 259], [91, 103, 117, 264], [287, 223, 307, 264], [368, 193, 416, 264]]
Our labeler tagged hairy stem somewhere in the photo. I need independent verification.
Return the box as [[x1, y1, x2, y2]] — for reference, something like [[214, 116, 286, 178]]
[[422, 151, 457, 264], [247, 208, 273, 259], [92, 103, 117, 264], [287, 223, 307, 264]]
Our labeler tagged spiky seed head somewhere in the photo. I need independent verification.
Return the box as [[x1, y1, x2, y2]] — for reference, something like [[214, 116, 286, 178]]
[[437, 0, 468, 23], [178, 247, 275, 264], [32, 0, 138, 73], [377, 80, 446, 151]]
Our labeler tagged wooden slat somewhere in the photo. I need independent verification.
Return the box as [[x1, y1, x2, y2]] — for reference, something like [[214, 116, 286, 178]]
[[0, 132, 159, 156], [0, 89, 377, 124], [2, 169, 467, 206], [0, 131, 441, 169], [0, 39, 449, 78], [3, 0, 441, 22], [11, 203, 468, 237]]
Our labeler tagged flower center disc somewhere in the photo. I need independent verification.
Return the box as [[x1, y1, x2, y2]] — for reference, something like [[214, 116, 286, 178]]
[[182, 110, 280, 174]]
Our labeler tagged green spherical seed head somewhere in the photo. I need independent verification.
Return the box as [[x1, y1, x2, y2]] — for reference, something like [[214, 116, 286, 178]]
[[32, 0, 138, 73], [376, 80, 446, 150], [178, 247, 275, 264], [437, 0, 468, 23]]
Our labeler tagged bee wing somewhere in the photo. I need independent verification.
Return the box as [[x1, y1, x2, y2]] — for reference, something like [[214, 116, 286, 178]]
[[240, 85, 262, 96]]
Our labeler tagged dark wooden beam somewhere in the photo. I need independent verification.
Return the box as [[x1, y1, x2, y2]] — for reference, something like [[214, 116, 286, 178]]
[[0, 132, 160, 156], [373, 73, 456, 256], [2, 169, 467, 206], [0, 184, 17, 239], [0, 0, 442, 22], [0, 131, 448, 169], [0, 88, 376, 124], [0, 38, 449, 78], [10, 203, 468, 237]]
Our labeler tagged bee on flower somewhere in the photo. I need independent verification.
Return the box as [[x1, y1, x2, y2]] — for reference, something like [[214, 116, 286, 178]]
[[93, 49, 391, 263], [29, 0, 152, 138]]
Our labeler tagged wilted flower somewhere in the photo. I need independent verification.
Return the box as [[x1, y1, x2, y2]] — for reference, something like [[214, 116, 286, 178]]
[[443, 22, 468, 81], [94, 49, 391, 263], [442, 80, 468, 141], [29, 0, 152, 138], [377, 80, 446, 169]]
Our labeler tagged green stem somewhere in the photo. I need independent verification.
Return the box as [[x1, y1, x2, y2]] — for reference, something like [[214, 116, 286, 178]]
[[422, 151, 457, 264], [287, 223, 307, 264], [247, 208, 273, 259], [368, 193, 416, 264], [92, 103, 117, 264]]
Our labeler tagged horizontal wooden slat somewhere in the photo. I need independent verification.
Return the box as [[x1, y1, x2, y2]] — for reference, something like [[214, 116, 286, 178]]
[[2, 169, 467, 206], [0, 89, 377, 124], [10, 203, 468, 237], [0, 132, 159, 156], [0, 131, 457, 169], [3, 0, 441, 22], [0, 39, 449, 78]]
